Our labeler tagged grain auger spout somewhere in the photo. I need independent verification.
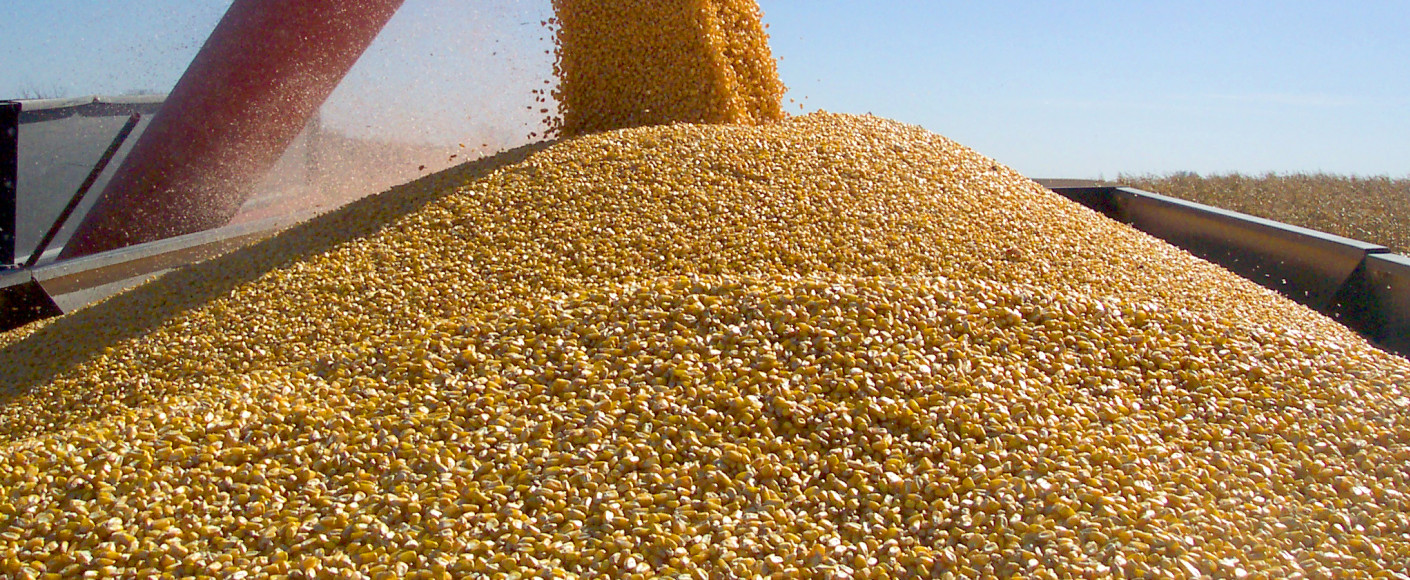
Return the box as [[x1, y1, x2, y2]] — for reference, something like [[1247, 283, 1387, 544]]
[[59, 0, 405, 259]]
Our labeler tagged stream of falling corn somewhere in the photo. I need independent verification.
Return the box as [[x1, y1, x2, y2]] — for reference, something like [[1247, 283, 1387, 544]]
[[549, 0, 786, 137], [3, 2, 1410, 579]]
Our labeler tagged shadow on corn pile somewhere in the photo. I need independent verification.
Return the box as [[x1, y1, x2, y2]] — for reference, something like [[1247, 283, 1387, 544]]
[[0, 141, 557, 393]]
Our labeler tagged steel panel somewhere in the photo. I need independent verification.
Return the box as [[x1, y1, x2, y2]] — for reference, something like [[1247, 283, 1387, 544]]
[[1049, 184, 1406, 356], [1110, 187, 1386, 310], [1363, 253, 1410, 355]]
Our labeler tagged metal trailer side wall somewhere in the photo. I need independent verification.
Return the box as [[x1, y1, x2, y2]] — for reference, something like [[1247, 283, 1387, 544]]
[[1362, 254, 1410, 355], [1049, 185, 1407, 357], [1110, 187, 1385, 312]]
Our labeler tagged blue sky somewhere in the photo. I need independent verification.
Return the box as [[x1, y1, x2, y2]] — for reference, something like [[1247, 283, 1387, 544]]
[[763, 1, 1409, 178], [2, 1, 1406, 178]]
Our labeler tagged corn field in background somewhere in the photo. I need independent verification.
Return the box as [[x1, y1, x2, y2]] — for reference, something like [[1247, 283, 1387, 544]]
[[1119, 172, 1410, 255]]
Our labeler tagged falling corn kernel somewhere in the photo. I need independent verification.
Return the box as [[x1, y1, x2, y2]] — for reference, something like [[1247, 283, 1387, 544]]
[[549, 0, 786, 136]]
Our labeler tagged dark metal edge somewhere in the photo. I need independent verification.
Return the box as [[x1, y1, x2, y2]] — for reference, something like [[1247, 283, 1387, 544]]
[[0, 211, 310, 333], [1, 101, 17, 266], [32, 212, 309, 297], [14, 96, 165, 125]]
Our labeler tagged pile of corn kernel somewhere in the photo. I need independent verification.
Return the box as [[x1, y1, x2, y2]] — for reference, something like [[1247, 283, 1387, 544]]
[[2, 113, 1409, 578], [550, 0, 785, 137]]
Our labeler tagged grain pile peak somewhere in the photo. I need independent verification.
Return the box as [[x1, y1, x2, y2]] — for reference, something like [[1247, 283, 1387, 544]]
[[2, 114, 1410, 578], [549, 0, 786, 137]]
